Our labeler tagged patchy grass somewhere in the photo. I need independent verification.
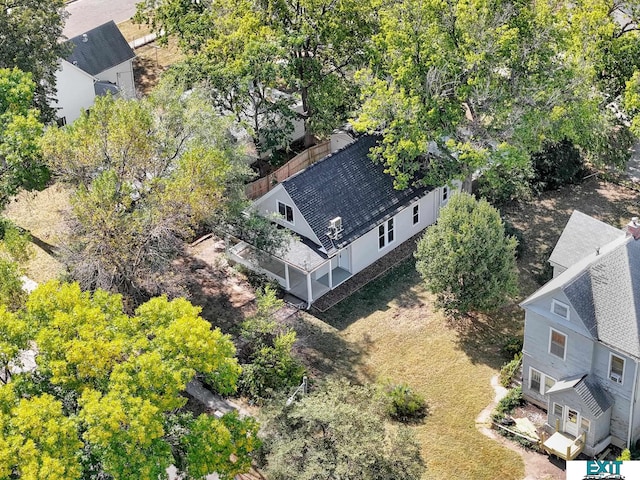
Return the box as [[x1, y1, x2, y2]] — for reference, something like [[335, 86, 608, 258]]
[[304, 259, 524, 480], [117, 19, 185, 96], [3, 184, 71, 283]]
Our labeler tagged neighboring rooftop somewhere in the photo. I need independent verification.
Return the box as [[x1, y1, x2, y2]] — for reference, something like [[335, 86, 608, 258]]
[[64, 21, 135, 76], [548, 210, 625, 270], [282, 135, 431, 252]]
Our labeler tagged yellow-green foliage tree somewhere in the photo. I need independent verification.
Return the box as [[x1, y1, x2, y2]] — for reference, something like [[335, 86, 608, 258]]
[[0, 281, 260, 480]]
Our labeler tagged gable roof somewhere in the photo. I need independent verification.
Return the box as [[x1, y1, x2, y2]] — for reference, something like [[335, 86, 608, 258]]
[[548, 210, 625, 270], [281, 135, 432, 252], [523, 213, 640, 358], [547, 374, 613, 418], [64, 21, 135, 76]]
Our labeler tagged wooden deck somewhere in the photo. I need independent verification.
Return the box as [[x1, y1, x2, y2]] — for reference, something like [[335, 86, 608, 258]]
[[542, 431, 585, 460]]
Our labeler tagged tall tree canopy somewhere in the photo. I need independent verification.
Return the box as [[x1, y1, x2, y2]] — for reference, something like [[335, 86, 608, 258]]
[[354, 0, 610, 191], [41, 83, 252, 306], [135, 0, 378, 146], [0, 67, 49, 208], [415, 192, 518, 314], [0, 0, 67, 122], [258, 378, 425, 480], [0, 281, 259, 480]]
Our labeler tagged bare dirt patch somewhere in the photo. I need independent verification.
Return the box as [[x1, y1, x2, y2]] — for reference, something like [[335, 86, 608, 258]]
[[502, 178, 640, 297]]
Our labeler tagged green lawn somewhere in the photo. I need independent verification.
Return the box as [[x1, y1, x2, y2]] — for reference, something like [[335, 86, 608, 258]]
[[299, 259, 525, 480]]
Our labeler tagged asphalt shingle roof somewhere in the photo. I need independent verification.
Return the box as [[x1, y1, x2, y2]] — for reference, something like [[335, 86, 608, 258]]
[[547, 375, 613, 418], [64, 21, 135, 76], [282, 135, 431, 252], [548, 210, 624, 270]]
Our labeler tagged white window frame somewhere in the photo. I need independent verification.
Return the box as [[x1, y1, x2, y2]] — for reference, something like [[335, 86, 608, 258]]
[[581, 417, 591, 433], [441, 185, 449, 204], [549, 328, 567, 360], [609, 353, 625, 385], [529, 367, 556, 395], [378, 217, 396, 250], [412, 203, 420, 226], [553, 402, 563, 417], [277, 201, 294, 224], [551, 299, 570, 321]]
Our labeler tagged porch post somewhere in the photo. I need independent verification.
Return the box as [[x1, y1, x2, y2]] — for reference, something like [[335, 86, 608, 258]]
[[306, 272, 313, 306], [328, 260, 333, 288], [284, 264, 290, 290]]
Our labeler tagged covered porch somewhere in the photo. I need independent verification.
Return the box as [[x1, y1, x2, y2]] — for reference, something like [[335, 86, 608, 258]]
[[227, 237, 352, 306]]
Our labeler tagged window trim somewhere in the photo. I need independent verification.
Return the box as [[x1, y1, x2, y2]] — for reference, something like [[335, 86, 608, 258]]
[[551, 299, 570, 321], [549, 328, 567, 361], [553, 402, 563, 417], [378, 217, 396, 250], [529, 367, 556, 395], [609, 353, 625, 385], [412, 203, 420, 226], [441, 185, 449, 204], [277, 201, 294, 225], [581, 417, 591, 433]]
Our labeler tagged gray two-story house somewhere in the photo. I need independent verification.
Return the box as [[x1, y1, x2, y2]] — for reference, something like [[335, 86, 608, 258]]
[[521, 210, 640, 457]]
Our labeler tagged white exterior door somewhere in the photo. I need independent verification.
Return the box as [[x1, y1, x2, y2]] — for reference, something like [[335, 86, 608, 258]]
[[564, 407, 580, 437], [338, 247, 351, 272]]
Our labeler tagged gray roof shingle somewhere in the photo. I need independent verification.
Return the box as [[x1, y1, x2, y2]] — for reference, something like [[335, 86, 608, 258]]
[[282, 135, 431, 252], [547, 374, 613, 418], [548, 210, 624, 270], [64, 21, 135, 76]]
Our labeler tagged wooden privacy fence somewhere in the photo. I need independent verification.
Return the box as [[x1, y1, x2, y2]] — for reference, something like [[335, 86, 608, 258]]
[[245, 140, 331, 199]]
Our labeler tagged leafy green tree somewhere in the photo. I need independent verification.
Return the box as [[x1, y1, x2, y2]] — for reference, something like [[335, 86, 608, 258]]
[[415, 192, 518, 314], [0, 0, 67, 122], [354, 0, 608, 192], [41, 84, 253, 307], [237, 286, 305, 400], [135, 0, 378, 146], [0, 67, 49, 208], [1, 281, 259, 479], [258, 378, 425, 480]]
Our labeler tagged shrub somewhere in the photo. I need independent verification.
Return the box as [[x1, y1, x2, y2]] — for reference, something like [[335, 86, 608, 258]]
[[530, 139, 586, 193], [502, 219, 524, 259], [386, 384, 429, 423], [617, 448, 632, 461], [500, 353, 522, 388], [501, 336, 524, 359], [492, 386, 524, 422]]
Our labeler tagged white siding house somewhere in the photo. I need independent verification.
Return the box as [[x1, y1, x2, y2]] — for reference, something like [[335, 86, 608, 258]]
[[229, 135, 459, 307], [53, 21, 136, 124], [522, 211, 640, 457]]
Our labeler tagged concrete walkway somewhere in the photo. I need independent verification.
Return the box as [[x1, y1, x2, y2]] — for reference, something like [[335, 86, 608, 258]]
[[186, 379, 252, 418], [476, 375, 564, 480]]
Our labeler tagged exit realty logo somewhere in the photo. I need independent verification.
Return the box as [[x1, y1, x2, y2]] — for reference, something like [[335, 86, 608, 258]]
[[566, 460, 640, 479]]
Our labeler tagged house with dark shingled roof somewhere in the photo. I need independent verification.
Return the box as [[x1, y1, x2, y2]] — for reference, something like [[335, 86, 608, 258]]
[[521, 210, 640, 457], [228, 135, 459, 308], [53, 21, 136, 124]]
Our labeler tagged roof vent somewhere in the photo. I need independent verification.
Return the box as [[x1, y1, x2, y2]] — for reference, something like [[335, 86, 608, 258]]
[[327, 217, 343, 240], [82, 33, 88, 43], [627, 217, 640, 240]]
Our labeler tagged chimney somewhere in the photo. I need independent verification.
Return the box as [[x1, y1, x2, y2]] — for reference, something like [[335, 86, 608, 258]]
[[82, 34, 88, 43], [626, 217, 640, 240]]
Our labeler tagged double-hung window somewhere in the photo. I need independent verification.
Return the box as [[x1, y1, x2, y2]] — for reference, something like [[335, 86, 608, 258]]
[[277, 201, 294, 224], [549, 328, 567, 360], [441, 186, 449, 204], [529, 368, 556, 395], [609, 354, 625, 384], [378, 218, 395, 249], [412, 203, 419, 225]]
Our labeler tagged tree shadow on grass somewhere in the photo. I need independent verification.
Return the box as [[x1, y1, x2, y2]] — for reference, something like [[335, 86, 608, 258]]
[[315, 258, 422, 331], [285, 312, 374, 383], [451, 303, 524, 369], [181, 255, 255, 336]]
